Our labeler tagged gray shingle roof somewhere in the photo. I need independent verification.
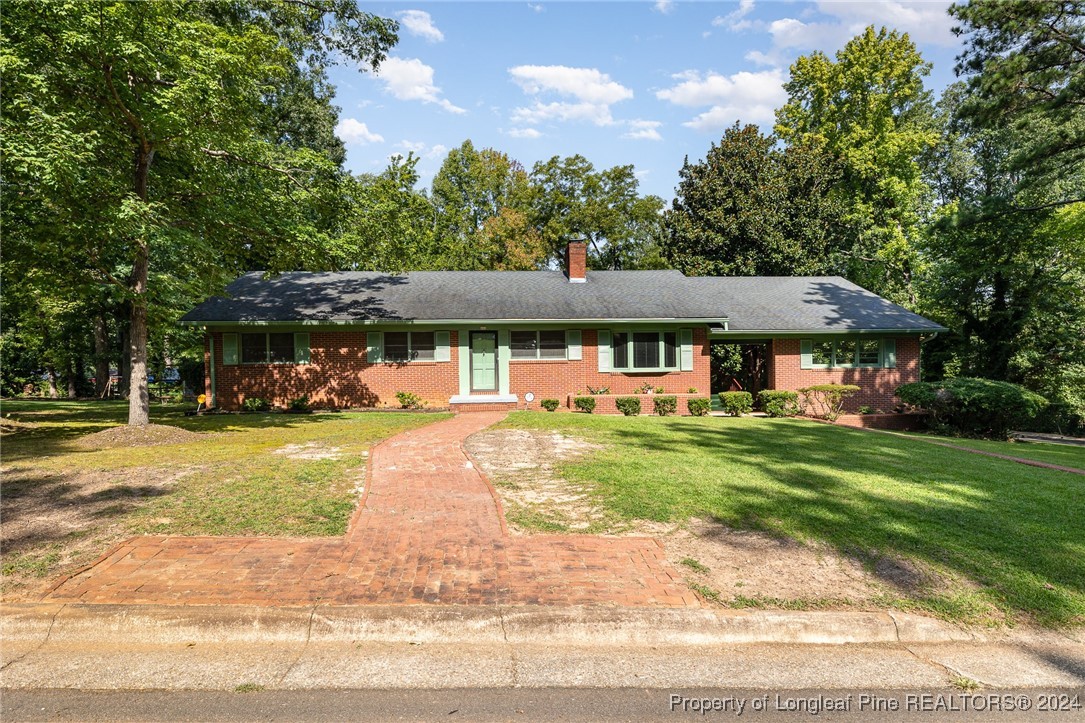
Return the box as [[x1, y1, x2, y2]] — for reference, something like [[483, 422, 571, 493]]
[[180, 271, 946, 332], [686, 276, 946, 332]]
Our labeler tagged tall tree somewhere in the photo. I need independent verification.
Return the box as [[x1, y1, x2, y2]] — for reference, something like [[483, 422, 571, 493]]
[[776, 26, 937, 302], [527, 155, 665, 270], [950, 0, 1085, 199], [663, 123, 850, 276], [430, 140, 540, 269], [1, 1, 396, 425]]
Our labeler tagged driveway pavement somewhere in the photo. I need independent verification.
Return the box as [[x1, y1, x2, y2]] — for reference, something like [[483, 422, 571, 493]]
[[45, 413, 696, 607]]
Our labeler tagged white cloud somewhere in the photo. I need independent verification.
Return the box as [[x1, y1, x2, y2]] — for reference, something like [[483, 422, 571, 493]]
[[509, 65, 633, 105], [712, 0, 755, 31], [397, 10, 444, 43], [653, 0, 675, 15], [335, 118, 384, 144], [395, 140, 450, 159], [376, 57, 466, 114], [656, 68, 786, 130], [527, 3, 545, 12], [511, 101, 617, 127], [507, 127, 543, 139], [623, 119, 663, 141], [507, 65, 633, 129]]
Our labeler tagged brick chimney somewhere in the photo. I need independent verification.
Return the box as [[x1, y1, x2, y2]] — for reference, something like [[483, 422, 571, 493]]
[[565, 240, 587, 283]]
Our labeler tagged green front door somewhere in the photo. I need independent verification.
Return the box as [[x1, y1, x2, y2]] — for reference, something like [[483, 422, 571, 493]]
[[470, 331, 498, 392]]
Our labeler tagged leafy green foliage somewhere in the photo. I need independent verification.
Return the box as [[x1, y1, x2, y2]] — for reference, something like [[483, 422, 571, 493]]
[[615, 397, 642, 416], [241, 397, 271, 413], [896, 378, 1048, 438], [288, 396, 311, 412], [686, 398, 712, 417], [528, 155, 666, 270], [539, 398, 560, 412], [395, 391, 423, 410], [664, 124, 849, 276], [758, 390, 802, 418], [950, 0, 1085, 191], [573, 396, 596, 413], [799, 384, 861, 421], [776, 26, 937, 301], [717, 391, 753, 417], [0, 1, 398, 425], [652, 395, 678, 416]]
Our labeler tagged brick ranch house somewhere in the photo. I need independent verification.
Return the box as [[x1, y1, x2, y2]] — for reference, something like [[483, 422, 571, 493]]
[[181, 241, 945, 414]]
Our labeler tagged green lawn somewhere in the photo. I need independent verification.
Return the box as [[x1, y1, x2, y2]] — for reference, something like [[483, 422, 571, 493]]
[[1, 399, 448, 596], [893, 432, 1085, 470], [497, 412, 1085, 628]]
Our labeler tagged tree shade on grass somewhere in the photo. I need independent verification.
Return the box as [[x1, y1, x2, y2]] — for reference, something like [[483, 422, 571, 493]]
[[498, 411, 1085, 627]]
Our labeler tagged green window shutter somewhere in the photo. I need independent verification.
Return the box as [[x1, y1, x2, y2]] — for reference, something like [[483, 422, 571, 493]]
[[222, 333, 239, 365], [800, 340, 813, 369], [367, 331, 383, 364], [293, 333, 310, 364], [883, 338, 897, 368], [434, 331, 451, 362], [566, 330, 582, 360], [679, 328, 694, 371], [597, 330, 611, 372]]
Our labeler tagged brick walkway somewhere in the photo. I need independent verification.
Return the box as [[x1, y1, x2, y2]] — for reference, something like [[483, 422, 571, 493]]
[[47, 413, 698, 607]]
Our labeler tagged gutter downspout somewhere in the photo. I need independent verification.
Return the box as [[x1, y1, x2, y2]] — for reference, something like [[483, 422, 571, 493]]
[[208, 331, 216, 409]]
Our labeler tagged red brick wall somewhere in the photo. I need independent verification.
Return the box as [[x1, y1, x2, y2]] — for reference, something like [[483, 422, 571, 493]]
[[767, 337, 921, 413], [208, 330, 461, 410], [206, 327, 712, 412], [508, 328, 711, 410]]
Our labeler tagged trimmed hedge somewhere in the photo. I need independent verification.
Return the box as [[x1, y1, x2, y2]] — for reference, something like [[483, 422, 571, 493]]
[[757, 390, 801, 417], [799, 384, 860, 422], [718, 391, 753, 417], [540, 398, 560, 412], [896, 378, 1048, 438], [615, 396, 642, 416], [573, 396, 596, 413], [687, 397, 712, 416], [653, 395, 678, 416]]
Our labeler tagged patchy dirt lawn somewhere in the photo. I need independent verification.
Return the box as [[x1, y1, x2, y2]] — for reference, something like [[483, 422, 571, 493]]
[[465, 427, 953, 611]]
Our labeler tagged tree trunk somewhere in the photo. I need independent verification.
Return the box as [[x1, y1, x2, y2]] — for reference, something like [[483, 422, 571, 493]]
[[127, 145, 154, 426], [46, 364, 59, 398], [94, 313, 111, 398], [66, 356, 78, 398]]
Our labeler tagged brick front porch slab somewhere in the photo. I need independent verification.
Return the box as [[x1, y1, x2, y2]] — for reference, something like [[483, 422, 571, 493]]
[[46, 413, 698, 608]]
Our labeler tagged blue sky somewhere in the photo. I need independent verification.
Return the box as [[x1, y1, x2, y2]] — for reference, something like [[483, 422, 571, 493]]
[[328, 1, 963, 201]]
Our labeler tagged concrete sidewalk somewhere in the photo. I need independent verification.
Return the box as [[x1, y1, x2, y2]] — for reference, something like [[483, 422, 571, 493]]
[[3, 603, 1083, 691]]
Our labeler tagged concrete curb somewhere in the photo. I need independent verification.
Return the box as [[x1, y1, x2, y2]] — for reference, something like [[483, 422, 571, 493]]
[[2, 603, 976, 648]]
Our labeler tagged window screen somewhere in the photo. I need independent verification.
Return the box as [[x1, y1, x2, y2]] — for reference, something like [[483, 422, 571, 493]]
[[411, 332, 436, 362], [268, 333, 295, 363], [539, 330, 566, 359], [612, 332, 628, 369], [384, 332, 410, 362], [663, 332, 677, 368], [632, 332, 660, 369], [511, 331, 538, 359], [812, 341, 833, 366], [241, 333, 267, 364]]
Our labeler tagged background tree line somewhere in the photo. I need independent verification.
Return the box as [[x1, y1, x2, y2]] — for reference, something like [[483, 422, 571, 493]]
[[2, 1, 1082, 430]]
